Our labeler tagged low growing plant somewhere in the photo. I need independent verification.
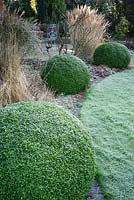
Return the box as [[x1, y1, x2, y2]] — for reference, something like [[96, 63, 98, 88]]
[[114, 17, 129, 40], [93, 42, 131, 68], [0, 101, 96, 200], [40, 55, 90, 95]]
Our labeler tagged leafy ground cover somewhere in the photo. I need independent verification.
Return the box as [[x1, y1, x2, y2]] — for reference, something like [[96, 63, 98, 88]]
[[81, 69, 134, 200], [40, 55, 90, 95], [0, 101, 96, 200], [93, 42, 131, 68]]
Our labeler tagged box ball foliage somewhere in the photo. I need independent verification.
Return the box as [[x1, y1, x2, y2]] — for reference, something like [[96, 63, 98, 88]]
[[0, 101, 96, 200], [40, 55, 90, 95], [93, 42, 131, 68]]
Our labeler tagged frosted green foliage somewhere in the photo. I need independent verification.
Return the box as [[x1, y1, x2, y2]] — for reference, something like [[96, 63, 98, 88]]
[[40, 55, 90, 95], [81, 69, 134, 200], [93, 42, 130, 68], [0, 101, 96, 200]]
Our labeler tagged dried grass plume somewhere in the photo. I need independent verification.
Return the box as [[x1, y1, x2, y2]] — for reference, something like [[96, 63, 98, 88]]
[[0, 12, 33, 106], [67, 5, 109, 59]]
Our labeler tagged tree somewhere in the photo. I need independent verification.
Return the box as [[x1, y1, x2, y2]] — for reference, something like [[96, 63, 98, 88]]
[[36, 0, 46, 23], [110, 0, 134, 35], [36, 0, 66, 23], [45, 0, 66, 23], [0, 0, 5, 15], [4, 0, 36, 18], [122, 0, 134, 34], [18, 0, 35, 18]]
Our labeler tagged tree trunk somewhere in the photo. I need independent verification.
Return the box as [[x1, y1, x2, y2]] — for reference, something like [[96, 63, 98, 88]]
[[0, 0, 5, 15]]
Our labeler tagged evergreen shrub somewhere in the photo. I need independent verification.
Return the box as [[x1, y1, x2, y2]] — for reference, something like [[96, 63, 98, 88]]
[[40, 55, 90, 95], [0, 101, 96, 200], [93, 42, 131, 68]]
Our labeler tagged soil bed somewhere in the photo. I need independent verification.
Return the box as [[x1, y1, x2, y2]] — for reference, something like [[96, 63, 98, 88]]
[[24, 63, 120, 117]]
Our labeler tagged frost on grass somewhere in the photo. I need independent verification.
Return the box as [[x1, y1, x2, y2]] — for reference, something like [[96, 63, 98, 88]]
[[81, 69, 134, 200]]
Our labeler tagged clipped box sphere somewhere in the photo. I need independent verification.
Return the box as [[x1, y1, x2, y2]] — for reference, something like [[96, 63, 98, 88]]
[[93, 42, 131, 68], [0, 101, 96, 200], [40, 55, 90, 95]]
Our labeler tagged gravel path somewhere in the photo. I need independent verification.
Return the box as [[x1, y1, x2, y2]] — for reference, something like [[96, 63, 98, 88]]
[[129, 52, 134, 67]]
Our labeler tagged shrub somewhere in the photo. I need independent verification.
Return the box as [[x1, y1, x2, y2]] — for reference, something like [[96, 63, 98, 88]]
[[40, 55, 90, 95], [114, 17, 129, 40], [67, 5, 109, 59], [0, 101, 96, 200], [105, 0, 134, 36], [93, 42, 131, 68]]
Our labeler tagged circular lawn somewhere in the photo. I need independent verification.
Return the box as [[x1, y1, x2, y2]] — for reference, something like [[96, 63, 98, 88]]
[[81, 69, 134, 200]]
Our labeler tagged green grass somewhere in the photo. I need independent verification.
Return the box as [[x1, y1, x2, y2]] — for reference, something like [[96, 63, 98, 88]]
[[81, 69, 134, 200]]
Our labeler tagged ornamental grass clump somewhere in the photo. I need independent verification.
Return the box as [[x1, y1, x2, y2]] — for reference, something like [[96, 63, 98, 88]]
[[40, 55, 90, 95], [0, 12, 33, 106], [0, 101, 96, 200], [67, 5, 109, 59], [93, 42, 131, 68]]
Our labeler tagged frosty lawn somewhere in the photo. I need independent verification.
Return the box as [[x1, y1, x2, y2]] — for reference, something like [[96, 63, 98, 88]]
[[81, 69, 134, 200]]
